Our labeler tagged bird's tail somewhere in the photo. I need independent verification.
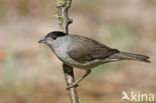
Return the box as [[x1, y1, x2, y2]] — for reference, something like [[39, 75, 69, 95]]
[[110, 52, 151, 63]]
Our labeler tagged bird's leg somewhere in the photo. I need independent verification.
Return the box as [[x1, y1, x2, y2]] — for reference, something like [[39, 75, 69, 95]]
[[66, 70, 91, 90]]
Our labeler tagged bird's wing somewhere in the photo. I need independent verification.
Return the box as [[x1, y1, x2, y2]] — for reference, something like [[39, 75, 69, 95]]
[[68, 35, 119, 63]]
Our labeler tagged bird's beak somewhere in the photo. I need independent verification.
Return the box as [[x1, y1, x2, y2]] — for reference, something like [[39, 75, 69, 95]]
[[38, 39, 47, 43]]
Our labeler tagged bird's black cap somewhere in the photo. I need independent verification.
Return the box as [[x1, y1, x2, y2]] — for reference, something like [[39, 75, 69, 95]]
[[45, 31, 68, 40], [38, 31, 67, 43]]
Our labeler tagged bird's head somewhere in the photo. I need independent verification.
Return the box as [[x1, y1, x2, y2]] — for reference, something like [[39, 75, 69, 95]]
[[38, 31, 67, 45]]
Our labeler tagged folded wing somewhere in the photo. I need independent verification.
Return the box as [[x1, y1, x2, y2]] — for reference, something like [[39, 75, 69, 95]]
[[68, 35, 119, 63]]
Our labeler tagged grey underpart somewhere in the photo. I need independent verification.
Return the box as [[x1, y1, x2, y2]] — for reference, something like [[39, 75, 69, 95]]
[[66, 70, 91, 90]]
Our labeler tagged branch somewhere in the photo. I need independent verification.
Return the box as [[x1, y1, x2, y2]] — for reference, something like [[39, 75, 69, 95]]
[[56, 0, 79, 103], [56, 0, 73, 33]]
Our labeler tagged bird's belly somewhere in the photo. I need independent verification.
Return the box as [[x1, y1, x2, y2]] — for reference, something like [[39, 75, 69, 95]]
[[53, 48, 106, 70], [59, 56, 104, 70], [53, 47, 76, 65]]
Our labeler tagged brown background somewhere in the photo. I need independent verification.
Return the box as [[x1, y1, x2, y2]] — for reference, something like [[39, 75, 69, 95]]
[[0, 0, 156, 103]]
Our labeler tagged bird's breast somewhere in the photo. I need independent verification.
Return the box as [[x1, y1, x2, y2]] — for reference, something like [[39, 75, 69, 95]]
[[51, 36, 72, 63]]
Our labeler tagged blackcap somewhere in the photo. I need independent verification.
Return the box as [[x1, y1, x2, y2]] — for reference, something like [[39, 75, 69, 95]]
[[39, 31, 150, 89]]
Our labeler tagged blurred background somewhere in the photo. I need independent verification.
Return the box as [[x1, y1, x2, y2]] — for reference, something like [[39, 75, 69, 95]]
[[0, 0, 156, 103]]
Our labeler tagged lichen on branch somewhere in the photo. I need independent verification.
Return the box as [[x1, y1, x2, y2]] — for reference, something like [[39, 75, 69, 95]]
[[56, 0, 73, 33], [57, 0, 66, 7]]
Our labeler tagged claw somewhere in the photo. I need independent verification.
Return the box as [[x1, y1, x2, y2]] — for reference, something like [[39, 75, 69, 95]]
[[65, 70, 91, 90]]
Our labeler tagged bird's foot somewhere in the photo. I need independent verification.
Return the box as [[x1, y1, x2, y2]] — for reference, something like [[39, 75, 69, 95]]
[[66, 83, 78, 90]]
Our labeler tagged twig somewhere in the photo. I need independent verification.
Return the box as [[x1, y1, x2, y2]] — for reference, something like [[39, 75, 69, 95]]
[[56, 0, 79, 103]]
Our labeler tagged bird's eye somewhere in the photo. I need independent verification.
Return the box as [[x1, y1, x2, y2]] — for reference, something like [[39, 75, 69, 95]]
[[53, 36, 57, 40]]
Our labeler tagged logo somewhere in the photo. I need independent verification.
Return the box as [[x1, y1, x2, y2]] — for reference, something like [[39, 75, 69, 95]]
[[121, 91, 155, 102]]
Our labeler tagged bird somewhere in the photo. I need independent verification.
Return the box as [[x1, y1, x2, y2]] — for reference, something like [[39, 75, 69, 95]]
[[39, 31, 150, 89]]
